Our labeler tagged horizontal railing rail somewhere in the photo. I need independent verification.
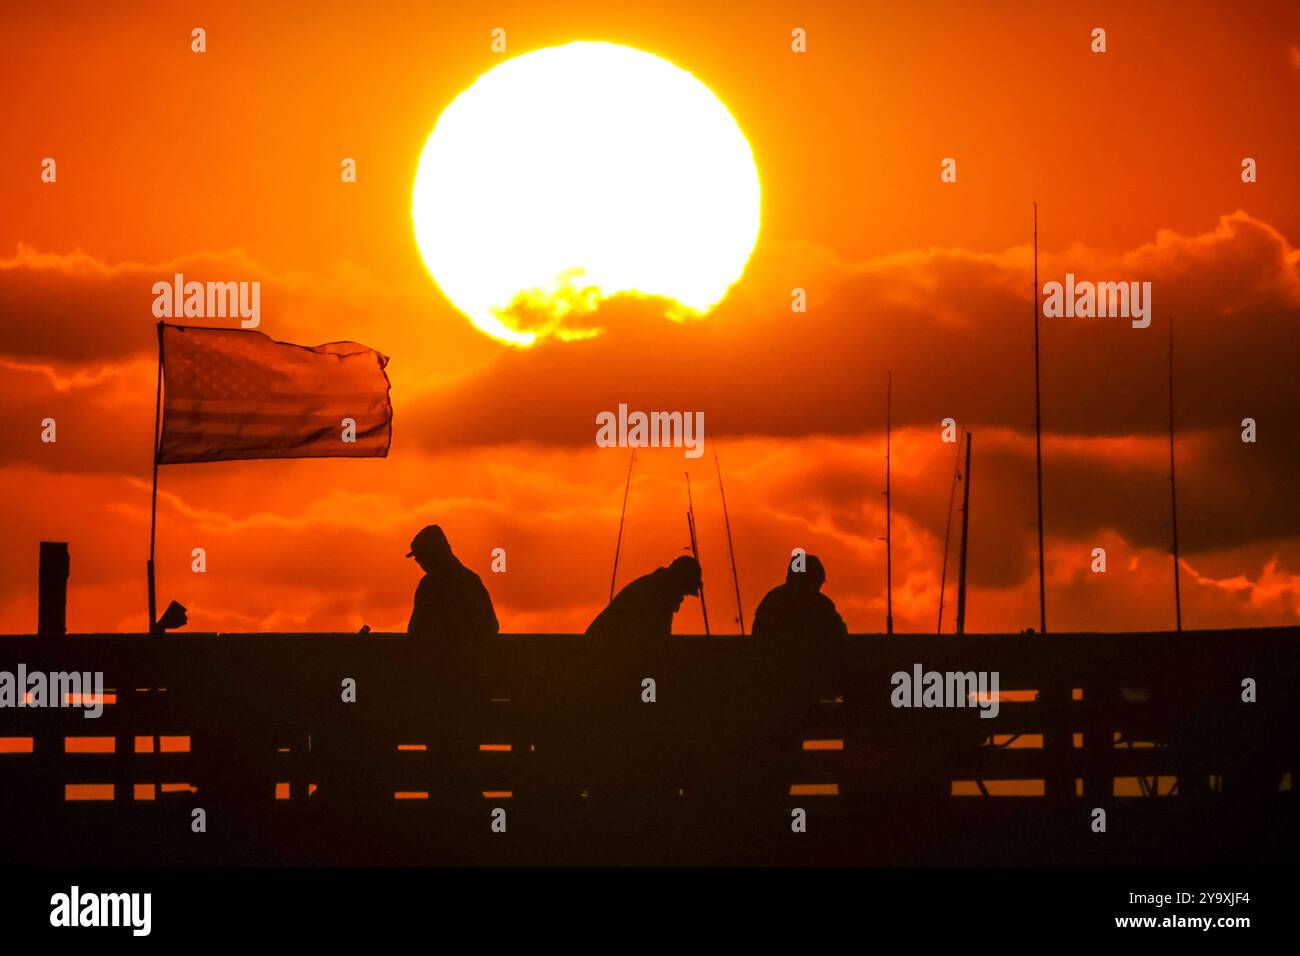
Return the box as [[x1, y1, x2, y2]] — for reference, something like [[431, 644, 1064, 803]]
[[1, 628, 1296, 802], [2, 628, 1296, 863]]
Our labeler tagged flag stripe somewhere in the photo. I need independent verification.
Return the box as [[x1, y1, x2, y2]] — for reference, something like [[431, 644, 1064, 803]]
[[163, 422, 390, 439], [166, 410, 386, 425], [167, 394, 386, 409]]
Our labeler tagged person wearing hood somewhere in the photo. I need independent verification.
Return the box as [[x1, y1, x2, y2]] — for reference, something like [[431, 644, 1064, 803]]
[[751, 552, 847, 644], [406, 524, 499, 643]]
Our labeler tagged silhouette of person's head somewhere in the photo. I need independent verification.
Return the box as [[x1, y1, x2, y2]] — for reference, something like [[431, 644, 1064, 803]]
[[787, 553, 826, 591], [407, 524, 454, 573], [667, 556, 703, 599]]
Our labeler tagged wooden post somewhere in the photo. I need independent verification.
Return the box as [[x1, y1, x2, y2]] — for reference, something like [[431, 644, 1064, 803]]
[[37, 541, 69, 637]]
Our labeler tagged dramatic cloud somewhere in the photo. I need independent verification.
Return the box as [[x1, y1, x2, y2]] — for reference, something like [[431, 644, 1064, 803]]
[[0, 245, 497, 386], [1, 214, 1296, 634], [1, 431, 1295, 636], [398, 211, 1300, 446]]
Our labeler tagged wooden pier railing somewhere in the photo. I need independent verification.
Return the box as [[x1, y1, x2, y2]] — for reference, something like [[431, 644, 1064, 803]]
[[1, 628, 1297, 864]]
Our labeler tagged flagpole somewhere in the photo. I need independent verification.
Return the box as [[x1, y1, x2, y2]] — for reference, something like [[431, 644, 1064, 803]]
[[147, 322, 163, 634]]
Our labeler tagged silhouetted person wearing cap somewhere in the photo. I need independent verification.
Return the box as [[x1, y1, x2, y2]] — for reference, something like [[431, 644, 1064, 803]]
[[402, 525, 498, 810], [321, 524, 496, 815], [751, 552, 847, 643], [585, 555, 702, 643], [406, 524, 498, 644]]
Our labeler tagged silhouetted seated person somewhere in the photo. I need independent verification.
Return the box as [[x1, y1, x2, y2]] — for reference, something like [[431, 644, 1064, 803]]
[[407, 524, 499, 646], [746, 553, 848, 793], [585, 555, 702, 644], [752, 552, 847, 646], [581, 556, 702, 806]]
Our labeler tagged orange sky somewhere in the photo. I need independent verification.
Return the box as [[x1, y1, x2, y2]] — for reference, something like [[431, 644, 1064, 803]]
[[1, 0, 1298, 634]]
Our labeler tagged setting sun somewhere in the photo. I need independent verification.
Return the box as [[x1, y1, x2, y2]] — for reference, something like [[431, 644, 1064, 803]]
[[412, 41, 761, 346]]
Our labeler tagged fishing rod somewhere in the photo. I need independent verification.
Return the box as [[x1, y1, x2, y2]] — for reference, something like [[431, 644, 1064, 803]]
[[884, 370, 893, 635], [1168, 315, 1183, 633], [936, 429, 963, 634], [685, 471, 710, 636], [955, 432, 973, 635], [1032, 202, 1047, 635], [714, 444, 744, 634], [610, 449, 636, 602]]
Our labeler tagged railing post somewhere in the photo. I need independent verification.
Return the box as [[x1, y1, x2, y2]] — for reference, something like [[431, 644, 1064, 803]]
[[1040, 645, 1073, 803], [38, 542, 70, 637], [34, 542, 70, 813], [1081, 681, 1111, 803]]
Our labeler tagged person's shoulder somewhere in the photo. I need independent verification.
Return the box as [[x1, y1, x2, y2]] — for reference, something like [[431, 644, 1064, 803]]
[[813, 592, 848, 628], [751, 584, 791, 633], [452, 562, 487, 586], [619, 569, 661, 598], [753, 583, 787, 610]]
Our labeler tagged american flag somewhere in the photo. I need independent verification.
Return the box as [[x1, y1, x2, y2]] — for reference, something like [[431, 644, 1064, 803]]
[[156, 324, 392, 465]]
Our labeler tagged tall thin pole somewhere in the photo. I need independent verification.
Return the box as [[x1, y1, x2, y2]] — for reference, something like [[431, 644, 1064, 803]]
[[685, 472, 709, 636], [714, 445, 745, 635], [1034, 210, 1063, 802], [1032, 203, 1047, 635], [1168, 316, 1183, 632], [937, 430, 962, 634], [610, 449, 636, 602], [956, 433, 973, 634], [884, 371, 894, 635], [148, 321, 164, 634]]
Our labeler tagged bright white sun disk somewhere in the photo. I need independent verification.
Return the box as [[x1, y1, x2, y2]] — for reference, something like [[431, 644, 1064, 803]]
[[412, 41, 761, 346]]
